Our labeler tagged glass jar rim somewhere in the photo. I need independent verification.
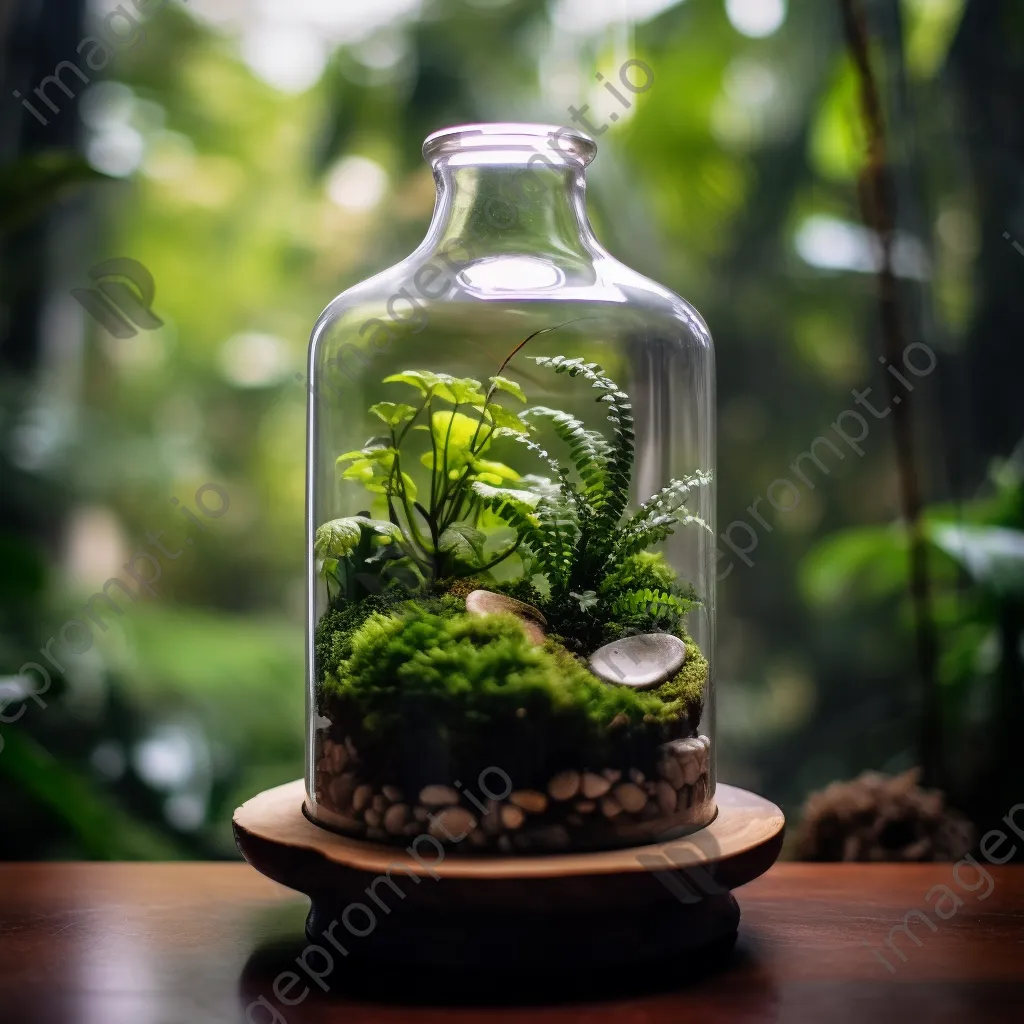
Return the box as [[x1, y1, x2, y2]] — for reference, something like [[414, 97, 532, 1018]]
[[422, 122, 597, 166]]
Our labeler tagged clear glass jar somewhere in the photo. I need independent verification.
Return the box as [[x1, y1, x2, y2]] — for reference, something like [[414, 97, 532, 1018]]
[[305, 123, 715, 853]]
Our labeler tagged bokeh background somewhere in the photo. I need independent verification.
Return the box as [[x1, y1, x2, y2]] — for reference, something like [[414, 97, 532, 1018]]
[[1, 0, 1022, 860]]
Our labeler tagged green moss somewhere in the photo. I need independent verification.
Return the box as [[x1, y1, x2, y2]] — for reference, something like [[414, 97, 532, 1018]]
[[317, 602, 708, 788], [599, 551, 677, 596], [648, 634, 708, 725]]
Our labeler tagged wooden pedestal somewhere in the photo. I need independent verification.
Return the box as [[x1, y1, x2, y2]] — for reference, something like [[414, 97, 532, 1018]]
[[234, 780, 784, 972]]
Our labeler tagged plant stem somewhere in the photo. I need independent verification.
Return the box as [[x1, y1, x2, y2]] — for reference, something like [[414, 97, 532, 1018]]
[[427, 397, 439, 515], [840, 0, 942, 787], [473, 533, 525, 575]]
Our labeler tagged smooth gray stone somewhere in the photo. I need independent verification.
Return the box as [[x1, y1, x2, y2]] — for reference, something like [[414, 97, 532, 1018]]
[[589, 632, 686, 689]]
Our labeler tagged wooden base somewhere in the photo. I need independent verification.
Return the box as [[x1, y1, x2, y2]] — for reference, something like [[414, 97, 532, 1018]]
[[234, 780, 784, 970]]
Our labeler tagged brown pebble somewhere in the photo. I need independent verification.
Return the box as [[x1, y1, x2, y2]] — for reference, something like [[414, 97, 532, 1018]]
[[465, 590, 548, 645], [500, 804, 525, 830], [613, 782, 647, 814], [419, 784, 460, 807], [581, 772, 611, 799], [658, 757, 684, 790], [510, 790, 548, 814], [429, 806, 477, 841], [352, 784, 373, 813], [328, 772, 356, 811], [547, 770, 581, 801], [383, 803, 410, 835], [601, 795, 623, 819], [382, 785, 403, 803], [574, 800, 596, 814], [656, 780, 677, 815]]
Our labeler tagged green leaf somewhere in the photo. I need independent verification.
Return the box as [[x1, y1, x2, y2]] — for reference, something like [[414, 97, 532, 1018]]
[[472, 458, 520, 482], [382, 370, 485, 405], [431, 409, 486, 464], [484, 404, 530, 434], [471, 482, 542, 510], [438, 524, 488, 562], [340, 458, 377, 484], [444, 376, 487, 405], [488, 375, 527, 403], [337, 442, 394, 464], [570, 589, 599, 611], [315, 517, 401, 561], [370, 402, 418, 427], [383, 370, 443, 395]]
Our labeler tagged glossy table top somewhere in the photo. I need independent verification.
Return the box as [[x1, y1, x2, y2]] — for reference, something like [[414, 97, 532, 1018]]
[[0, 863, 1022, 1023]]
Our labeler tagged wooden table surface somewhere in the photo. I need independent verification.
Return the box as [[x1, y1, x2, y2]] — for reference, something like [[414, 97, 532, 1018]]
[[0, 863, 1022, 1023]]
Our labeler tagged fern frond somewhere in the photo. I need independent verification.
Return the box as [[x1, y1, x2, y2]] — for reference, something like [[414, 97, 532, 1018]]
[[626, 471, 712, 528], [616, 512, 711, 559], [612, 472, 712, 560], [611, 587, 699, 622], [521, 406, 611, 495], [529, 356, 634, 528]]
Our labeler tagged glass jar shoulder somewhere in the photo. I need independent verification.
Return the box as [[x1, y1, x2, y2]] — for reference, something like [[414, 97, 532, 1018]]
[[308, 246, 713, 372]]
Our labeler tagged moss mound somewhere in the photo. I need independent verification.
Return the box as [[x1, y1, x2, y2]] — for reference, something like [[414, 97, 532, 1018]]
[[317, 601, 707, 789]]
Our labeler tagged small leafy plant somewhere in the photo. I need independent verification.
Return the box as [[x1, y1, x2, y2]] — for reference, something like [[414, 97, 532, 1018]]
[[315, 367, 533, 598]]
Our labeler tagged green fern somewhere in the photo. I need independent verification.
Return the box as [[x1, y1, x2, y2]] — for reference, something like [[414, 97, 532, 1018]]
[[489, 355, 711, 643], [611, 587, 700, 623]]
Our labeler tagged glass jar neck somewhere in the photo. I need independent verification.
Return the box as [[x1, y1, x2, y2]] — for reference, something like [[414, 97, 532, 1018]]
[[423, 149, 598, 261]]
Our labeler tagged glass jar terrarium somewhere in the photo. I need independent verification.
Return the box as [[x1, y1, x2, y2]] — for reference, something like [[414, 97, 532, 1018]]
[[305, 123, 715, 854]]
